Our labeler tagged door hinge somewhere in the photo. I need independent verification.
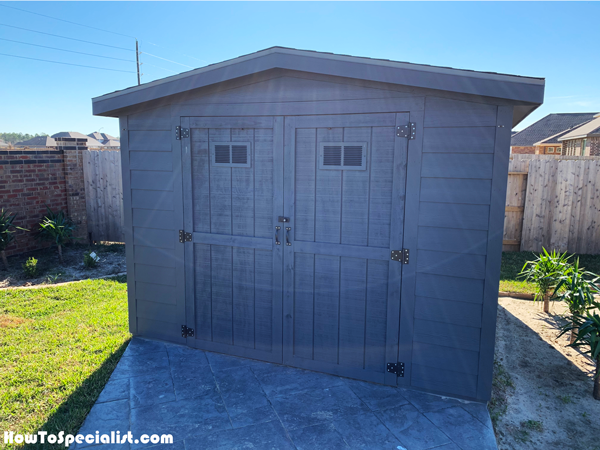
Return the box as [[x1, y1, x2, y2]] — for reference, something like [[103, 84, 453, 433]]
[[391, 249, 409, 264], [396, 123, 416, 140], [181, 325, 194, 338], [175, 126, 189, 140], [387, 362, 405, 377], [179, 230, 192, 243]]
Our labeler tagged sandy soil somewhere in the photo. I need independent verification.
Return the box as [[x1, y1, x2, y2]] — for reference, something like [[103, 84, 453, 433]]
[[0, 244, 126, 288], [495, 297, 600, 450]]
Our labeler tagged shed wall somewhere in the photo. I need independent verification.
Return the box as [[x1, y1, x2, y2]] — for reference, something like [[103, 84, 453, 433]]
[[119, 73, 510, 401]]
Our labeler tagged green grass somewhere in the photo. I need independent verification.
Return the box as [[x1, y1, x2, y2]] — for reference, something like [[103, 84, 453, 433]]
[[0, 276, 130, 448], [499, 251, 600, 295]]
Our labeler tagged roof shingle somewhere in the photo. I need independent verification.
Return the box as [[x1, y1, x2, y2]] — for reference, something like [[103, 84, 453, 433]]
[[511, 113, 598, 147]]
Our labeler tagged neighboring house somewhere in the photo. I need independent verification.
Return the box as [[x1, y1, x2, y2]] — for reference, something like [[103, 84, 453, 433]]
[[14, 135, 57, 148], [0, 139, 10, 148], [52, 131, 104, 149], [558, 113, 600, 156], [88, 131, 120, 147], [511, 112, 597, 154]]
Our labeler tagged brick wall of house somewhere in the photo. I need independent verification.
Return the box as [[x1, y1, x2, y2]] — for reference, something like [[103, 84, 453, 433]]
[[511, 146, 536, 154], [590, 137, 600, 156], [0, 148, 88, 256]]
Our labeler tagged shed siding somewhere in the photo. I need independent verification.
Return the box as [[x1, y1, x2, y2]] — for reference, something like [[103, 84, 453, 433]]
[[412, 96, 498, 399], [123, 106, 186, 342]]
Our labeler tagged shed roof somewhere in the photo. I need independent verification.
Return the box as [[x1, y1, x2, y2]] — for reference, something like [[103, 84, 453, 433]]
[[92, 47, 544, 124], [558, 115, 600, 141], [511, 113, 598, 146]]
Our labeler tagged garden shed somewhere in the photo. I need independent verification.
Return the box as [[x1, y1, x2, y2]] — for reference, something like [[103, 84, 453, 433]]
[[92, 47, 544, 402]]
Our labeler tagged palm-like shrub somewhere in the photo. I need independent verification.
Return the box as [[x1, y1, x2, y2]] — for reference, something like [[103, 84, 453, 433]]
[[519, 248, 571, 313], [554, 259, 599, 344], [0, 209, 27, 270], [559, 302, 600, 400], [37, 207, 76, 264]]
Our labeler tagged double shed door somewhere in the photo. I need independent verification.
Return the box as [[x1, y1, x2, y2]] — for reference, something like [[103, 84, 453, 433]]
[[180, 113, 410, 385]]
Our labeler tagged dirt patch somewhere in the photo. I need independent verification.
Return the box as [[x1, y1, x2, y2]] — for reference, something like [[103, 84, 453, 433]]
[[493, 297, 600, 450], [0, 244, 126, 288], [0, 314, 32, 328]]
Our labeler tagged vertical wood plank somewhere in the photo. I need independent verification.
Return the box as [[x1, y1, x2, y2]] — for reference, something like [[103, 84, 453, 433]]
[[271, 116, 284, 359]]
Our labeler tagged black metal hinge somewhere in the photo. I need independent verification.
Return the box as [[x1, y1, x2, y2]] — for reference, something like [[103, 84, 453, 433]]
[[396, 123, 416, 140], [387, 362, 405, 377], [175, 126, 189, 140], [181, 325, 194, 338], [178, 230, 192, 243], [391, 249, 409, 264]]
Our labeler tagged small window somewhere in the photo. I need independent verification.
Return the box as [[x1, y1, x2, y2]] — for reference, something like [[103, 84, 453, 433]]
[[547, 147, 555, 153], [318, 142, 367, 170], [210, 142, 251, 167]]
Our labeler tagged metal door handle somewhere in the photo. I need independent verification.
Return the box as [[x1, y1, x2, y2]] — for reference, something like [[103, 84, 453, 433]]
[[285, 227, 291, 246], [275, 226, 281, 245]]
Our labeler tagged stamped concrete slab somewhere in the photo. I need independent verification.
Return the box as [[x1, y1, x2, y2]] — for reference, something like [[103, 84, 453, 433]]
[[76, 338, 498, 450]]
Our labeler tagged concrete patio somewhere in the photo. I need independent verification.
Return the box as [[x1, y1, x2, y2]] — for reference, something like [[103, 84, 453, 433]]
[[73, 338, 498, 450]]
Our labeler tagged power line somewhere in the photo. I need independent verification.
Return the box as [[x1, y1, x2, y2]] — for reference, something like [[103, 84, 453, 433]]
[[0, 37, 135, 62], [0, 3, 137, 39], [144, 41, 206, 63], [0, 53, 136, 73], [140, 62, 178, 73], [0, 23, 134, 51], [141, 51, 194, 69]]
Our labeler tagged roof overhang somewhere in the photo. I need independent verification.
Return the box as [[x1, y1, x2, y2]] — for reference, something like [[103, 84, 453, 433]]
[[92, 47, 544, 124]]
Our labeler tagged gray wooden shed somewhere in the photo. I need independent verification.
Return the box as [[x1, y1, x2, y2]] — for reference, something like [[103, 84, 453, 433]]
[[93, 47, 544, 402]]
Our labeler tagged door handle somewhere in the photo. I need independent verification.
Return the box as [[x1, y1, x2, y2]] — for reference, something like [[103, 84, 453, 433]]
[[275, 226, 281, 245], [285, 227, 292, 246]]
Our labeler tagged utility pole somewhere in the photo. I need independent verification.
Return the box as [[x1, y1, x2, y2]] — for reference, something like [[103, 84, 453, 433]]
[[135, 39, 141, 85]]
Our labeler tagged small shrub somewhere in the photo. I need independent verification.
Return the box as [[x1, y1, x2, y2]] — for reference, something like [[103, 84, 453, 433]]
[[84, 251, 100, 269], [36, 206, 76, 264], [22, 257, 39, 278], [0, 209, 28, 270], [521, 420, 543, 432]]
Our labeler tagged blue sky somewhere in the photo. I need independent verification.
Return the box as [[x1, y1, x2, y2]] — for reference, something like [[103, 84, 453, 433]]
[[1, 1, 598, 138]]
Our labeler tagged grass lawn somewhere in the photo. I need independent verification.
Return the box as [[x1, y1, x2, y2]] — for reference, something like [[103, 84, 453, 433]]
[[500, 251, 600, 294], [0, 276, 130, 448]]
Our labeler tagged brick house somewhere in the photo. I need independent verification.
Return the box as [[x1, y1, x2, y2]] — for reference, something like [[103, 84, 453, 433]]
[[511, 112, 597, 154], [558, 114, 600, 156]]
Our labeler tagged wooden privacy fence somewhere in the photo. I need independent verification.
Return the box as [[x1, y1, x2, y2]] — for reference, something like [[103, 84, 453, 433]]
[[83, 150, 124, 242], [503, 155, 600, 254]]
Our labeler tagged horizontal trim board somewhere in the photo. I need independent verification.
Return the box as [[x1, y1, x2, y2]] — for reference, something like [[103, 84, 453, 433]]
[[188, 339, 281, 364], [421, 153, 494, 179], [130, 170, 174, 191], [134, 263, 177, 286], [425, 97, 497, 128], [127, 107, 172, 131], [128, 130, 172, 151], [133, 227, 176, 249], [188, 116, 274, 128], [420, 178, 492, 205], [418, 202, 490, 231], [136, 300, 180, 324], [411, 363, 477, 399], [137, 317, 185, 344], [293, 241, 389, 260], [132, 208, 175, 230], [415, 272, 485, 304], [414, 296, 483, 327], [413, 319, 481, 352], [135, 282, 177, 305], [287, 355, 386, 384], [293, 113, 396, 128], [417, 249, 486, 280], [192, 232, 273, 250], [130, 151, 173, 171], [412, 341, 480, 375], [131, 189, 174, 211], [423, 127, 496, 154], [417, 226, 488, 255], [133, 246, 178, 268]]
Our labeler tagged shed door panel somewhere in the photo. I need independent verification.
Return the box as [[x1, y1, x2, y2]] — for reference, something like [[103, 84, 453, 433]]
[[181, 118, 283, 362], [283, 113, 409, 385]]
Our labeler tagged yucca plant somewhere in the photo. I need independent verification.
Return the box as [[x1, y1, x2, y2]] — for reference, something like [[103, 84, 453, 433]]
[[0, 209, 28, 270], [36, 206, 76, 264], [553, 259, 600, 344], [559, 302, 600, 400], [519, 248, 571, 313]]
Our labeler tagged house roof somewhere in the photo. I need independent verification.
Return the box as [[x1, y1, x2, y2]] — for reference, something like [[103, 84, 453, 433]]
[[92, 46, 544, 125], [88, 131, 117, 141], [533, 126, 589, 146], [0, 139, 9, 147], [15, 136, 57, 147], [511, 113, 598, 147], [102, 139, 121, 147], [558, 115, 600, 141], [52, 132, 104, 147]]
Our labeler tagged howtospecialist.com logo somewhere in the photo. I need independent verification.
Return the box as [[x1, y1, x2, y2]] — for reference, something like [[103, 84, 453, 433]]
[[3, 431, 174, 447]]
